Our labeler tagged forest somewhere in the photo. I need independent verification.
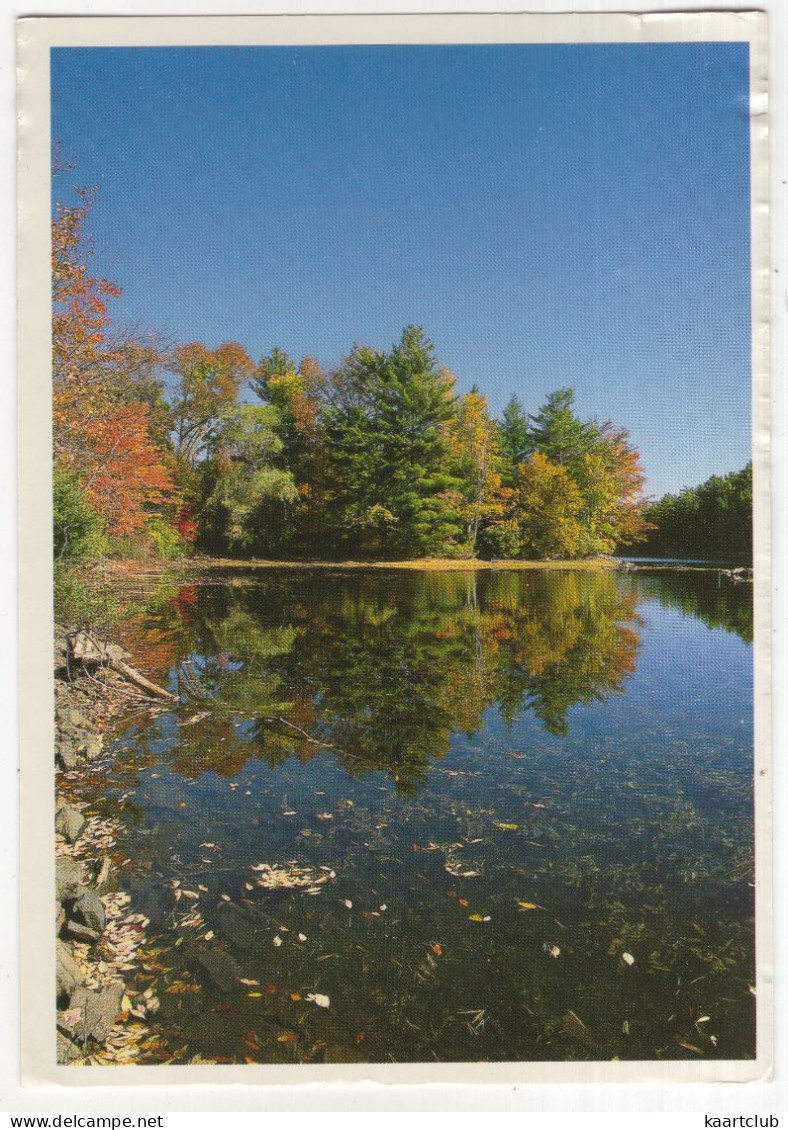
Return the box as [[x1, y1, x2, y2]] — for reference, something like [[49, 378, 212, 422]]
[[52, 182, 750, 565]]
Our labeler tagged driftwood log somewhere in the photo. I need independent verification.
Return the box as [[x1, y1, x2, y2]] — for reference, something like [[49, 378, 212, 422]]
[[68, 630, 178, 701]]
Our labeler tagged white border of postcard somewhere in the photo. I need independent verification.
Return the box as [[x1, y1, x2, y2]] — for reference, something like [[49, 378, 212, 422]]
[[16, 8, 771, 1092]]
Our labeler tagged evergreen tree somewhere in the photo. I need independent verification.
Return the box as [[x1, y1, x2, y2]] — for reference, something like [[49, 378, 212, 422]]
[[498, 394, 531, 480], [324, 327, 464, 557], [527, 387, 594, 469]]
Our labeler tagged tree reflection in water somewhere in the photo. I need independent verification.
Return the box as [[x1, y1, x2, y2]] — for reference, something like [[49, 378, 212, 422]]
[[116, 569, 653, 792]]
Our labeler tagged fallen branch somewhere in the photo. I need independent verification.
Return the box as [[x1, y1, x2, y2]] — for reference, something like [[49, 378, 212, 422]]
[[68, 630, 178, 702]]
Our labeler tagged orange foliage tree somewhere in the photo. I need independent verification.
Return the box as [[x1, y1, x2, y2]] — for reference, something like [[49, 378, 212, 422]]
[[52, 183, 178, 541]]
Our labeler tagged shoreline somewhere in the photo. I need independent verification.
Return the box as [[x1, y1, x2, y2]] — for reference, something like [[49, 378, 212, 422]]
[[54, 625, 174, 1065], [92, 553, 752, 582]]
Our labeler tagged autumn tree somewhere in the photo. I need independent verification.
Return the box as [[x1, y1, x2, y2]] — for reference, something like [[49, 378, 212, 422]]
[[509, 452, 584, 559], [446, 387, 505, 556], [168, 341, 255, 467], [52, 181, 178, 546], [252, 349, 329, 553]]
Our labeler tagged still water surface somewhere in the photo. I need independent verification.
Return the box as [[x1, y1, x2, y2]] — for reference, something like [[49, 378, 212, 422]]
[[95, 568, 754, 1063]]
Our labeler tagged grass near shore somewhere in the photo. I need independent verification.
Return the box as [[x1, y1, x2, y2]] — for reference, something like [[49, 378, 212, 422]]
[[101, 554, 622, 578]]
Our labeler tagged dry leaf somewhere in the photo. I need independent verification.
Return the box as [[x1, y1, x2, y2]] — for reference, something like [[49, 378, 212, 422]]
[[305, 993, 330, 1009], [622, 952, 635, 966]]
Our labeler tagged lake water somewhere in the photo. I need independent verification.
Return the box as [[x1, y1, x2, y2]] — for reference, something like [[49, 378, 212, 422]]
[[87, 567, 755, 1064]]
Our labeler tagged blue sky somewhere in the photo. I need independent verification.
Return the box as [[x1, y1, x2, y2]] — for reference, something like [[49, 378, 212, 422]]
[[50, 42, 751, 498]]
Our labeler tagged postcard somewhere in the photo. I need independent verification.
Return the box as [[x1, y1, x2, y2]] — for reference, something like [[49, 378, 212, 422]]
[[16, 10, 770, 1088]]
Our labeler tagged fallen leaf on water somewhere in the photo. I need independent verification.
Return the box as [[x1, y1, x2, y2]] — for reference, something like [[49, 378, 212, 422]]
[[306, 993, 330, 1009], [290, 992, 302, 1002], [342, 899, 353, 909], [354, 1031, 365, 1045], [548, 945, 561, 958], [241, 1030, 261, 1052], [273, 936, 283, 947], [622, 952, 635, 966], [468, 914, 485, 922], [221, 894, 231, 902], [277, 1032, 298, 1043], [379, 904, 387, 912], [263, 984, 277, 994], [297, 933, 307, 942], [697, 1016, 710, 1024], [432, 943, 443, 956], [247, 992, 262, 999], [203, 931, 215, 941], [458, 898, 469, 908], [677, 1040, 703, 1054], [238, 978, 260, 986], [517, 901, 541, 911], [494, 822, 519, 831], [316, 812, 333, 821]]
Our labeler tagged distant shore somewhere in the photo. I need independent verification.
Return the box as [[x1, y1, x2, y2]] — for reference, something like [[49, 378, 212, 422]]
[[91, 555, 756, 582], [100, 555, 623, 578]]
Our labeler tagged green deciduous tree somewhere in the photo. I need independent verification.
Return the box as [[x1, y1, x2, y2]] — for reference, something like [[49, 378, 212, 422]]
[[199, 404, 299, 554]]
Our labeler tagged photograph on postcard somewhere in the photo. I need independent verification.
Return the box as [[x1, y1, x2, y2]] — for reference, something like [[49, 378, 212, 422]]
[[17, 12, 769, 1078]]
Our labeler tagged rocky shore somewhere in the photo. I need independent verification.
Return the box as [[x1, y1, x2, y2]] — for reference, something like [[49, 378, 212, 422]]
[[54, 625, 171, 1065]]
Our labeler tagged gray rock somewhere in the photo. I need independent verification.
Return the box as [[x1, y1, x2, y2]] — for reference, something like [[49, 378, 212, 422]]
[[56, 939, 81, 1002], [65, 920, 101, 944], [92, 856, 113, 893], [56, 1029, 84, 1064], [106, 643, 131, 662], [192, 943, 243, 991], [55, 856, 85, 902], [59, 982, 124, 1044], [71, 889, 106, 935], [55, 804, 85, 844], [57, 740, 81, 771], [83, 734, 104, 761], [68, 708, 91, 730]]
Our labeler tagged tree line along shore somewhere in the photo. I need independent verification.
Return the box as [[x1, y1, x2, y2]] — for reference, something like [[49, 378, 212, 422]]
[[53, 179, 752, 572]]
